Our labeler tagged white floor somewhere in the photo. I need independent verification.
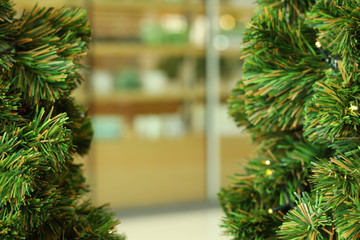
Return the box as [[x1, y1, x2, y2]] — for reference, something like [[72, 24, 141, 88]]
[[115, 203, 232, 240]]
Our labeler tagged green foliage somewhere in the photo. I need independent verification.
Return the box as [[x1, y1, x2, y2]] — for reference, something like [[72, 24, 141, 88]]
[[222, 209, 282, 240], [0, 79, 22, 123], [219, 177, 281, 239], [0, 2, 124, 239], [333, 200, 360, 239], [11, 5, 91, 104], [53, 97, 93, 156], [304, 65, 360, 144], [221, 0, 360, 239], [256, 0, 315, 12], [64, 201, 125, 240], [219, 135, 328, 238], [0, 0, 17, 71], [278, 192, 333, 240], [310, 148, 360, 210], [237, 6, 328, 133], [307, 0, 360, 64]]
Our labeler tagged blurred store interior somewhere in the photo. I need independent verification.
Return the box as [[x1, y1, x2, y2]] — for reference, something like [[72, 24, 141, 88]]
[[15, 0, 256, 239]]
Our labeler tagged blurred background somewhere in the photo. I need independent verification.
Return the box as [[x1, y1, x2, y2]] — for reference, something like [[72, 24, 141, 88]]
[[15, 0, 256, 239]]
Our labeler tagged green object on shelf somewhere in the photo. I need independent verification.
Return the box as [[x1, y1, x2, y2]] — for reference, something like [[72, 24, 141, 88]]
[[163, 30, 189, 44], [140, 15, 189, 45], [140, 20, 164, 45], [116, 68, 142, 90], [92, 115, 123, 140]]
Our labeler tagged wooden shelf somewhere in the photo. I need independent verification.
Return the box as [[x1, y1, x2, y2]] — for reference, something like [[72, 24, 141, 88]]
[[91, 87, 231, 103], [91, 98, 181, 117], [91, 92, 180, 116], [91, 134, 206, 208], [90, 42, 243, 60], [90, 42, 205, 57], [90, 89, 197, 116], [15, 0, 255, 16], [89, 133, 256, 208], [14, 0, 87, 10], [92, 1, 202, 13], [91, 1, 254, 15], [89, 87, 231, 117], [92, 89, 197, 102]]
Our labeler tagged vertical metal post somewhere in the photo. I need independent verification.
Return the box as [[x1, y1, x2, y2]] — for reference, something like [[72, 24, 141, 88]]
[[205, 0, 220, 202]]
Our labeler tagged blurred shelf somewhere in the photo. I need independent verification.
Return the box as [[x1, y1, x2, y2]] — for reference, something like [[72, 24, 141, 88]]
[[14, 0, 87, 9], [92, 89, 198, 102], [91, 99, 181, 116], [15, 0, 254, 16], [91, 0, 254, 15], [90, 42, 243, 59], [92, 1, 202, 13], [91, 87, 231, 103], [14, 0, 255, 210], [90, 87, 231, 116], [90, 42, 205, 57], [91, 133, 206, 208], [91, 90, 191, 116]]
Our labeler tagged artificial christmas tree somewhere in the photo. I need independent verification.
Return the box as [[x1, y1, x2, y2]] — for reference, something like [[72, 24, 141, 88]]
[[0, 1, 124, 239], [219, 0, 360, 239]]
